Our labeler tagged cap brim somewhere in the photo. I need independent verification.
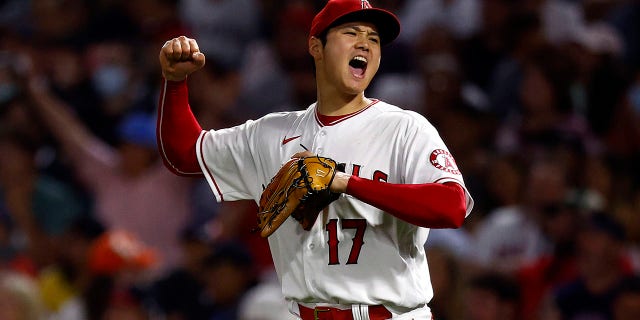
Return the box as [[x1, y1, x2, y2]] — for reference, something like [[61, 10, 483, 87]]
[[330, 9, 400, 45]]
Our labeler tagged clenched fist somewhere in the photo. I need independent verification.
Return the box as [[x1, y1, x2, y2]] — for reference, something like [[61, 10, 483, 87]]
[[159, 36, 206, 81]]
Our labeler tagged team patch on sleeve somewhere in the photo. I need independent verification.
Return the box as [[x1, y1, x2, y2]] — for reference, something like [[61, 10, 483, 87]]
[[429, 149, 461, 175]]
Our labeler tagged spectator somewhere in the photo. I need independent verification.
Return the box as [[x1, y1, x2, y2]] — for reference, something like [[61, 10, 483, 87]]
[[0, 128, 85, 273], [84, 39, 156, 124], [494, 45, 601, 164], [38, 215, 105, 317], [487, 11, 546, 120], [459, 0, 516, 93], [25, 65, 194, 276], [0, 1, 638, 318], [516, 199, 582, 320], [472, 157, 570, 273], [543, 212, 633, 320], [49, 228, 158, 320], [563, 22, 629, 157]]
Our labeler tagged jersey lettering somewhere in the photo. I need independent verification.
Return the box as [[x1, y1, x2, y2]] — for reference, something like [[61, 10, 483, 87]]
[[373, 170, 388, 182], [342, 219, 367, 264], [326, 219, 340, 265], [326, 218, 367, 265], [351, 164, 362, 177], [350, 164, 389, 182]]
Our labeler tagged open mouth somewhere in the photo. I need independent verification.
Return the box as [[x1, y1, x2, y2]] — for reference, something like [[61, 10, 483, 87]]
[[349, 56, 368, 78]]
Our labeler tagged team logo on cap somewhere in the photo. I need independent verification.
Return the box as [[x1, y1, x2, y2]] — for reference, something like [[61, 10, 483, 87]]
[[361, 0, 372, 9], [429, 149, 460, 175]]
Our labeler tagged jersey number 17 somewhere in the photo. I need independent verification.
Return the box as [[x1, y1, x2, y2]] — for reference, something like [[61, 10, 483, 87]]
[[326, 219, 366, 265]]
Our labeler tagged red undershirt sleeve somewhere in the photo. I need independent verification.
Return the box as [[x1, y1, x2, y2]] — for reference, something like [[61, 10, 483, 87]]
[[157, 78, 204, 176], [345, 176, 467, 229]]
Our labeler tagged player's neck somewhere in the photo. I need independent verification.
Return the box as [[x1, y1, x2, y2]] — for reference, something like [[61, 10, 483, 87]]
[[316, 91, 370, 116]]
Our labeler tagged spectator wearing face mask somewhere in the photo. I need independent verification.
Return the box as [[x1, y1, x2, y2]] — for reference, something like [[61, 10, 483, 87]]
[[24, 63, 194, 277]]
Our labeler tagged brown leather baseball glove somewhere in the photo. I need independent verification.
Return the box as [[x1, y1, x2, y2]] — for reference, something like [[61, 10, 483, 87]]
[[255, 156, 342, 238]]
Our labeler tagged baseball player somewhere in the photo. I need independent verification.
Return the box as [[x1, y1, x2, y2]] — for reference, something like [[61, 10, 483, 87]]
[[157, 0, 474, 319]]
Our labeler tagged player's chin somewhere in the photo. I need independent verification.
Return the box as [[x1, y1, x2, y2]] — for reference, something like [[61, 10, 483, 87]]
[[342, 84, 368, 95], [344, 76, 372, 93]]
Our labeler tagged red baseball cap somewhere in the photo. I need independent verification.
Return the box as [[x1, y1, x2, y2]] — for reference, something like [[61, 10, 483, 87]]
[[88, 230, 158, 276], [310, 0, 401, 45]]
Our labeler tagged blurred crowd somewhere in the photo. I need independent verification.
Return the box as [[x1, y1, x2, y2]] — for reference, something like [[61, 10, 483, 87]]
[[0, 0, 639, 319]]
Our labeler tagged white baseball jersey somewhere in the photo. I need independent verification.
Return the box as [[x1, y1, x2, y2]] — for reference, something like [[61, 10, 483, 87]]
[[196, 99, 474, 315]]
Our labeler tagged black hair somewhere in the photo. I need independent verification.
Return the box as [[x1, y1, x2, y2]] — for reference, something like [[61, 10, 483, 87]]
[[317, 29, 329, 46]]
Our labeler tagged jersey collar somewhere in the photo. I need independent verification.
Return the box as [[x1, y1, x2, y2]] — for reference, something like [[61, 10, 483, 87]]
[[314, 99, 379, 127]]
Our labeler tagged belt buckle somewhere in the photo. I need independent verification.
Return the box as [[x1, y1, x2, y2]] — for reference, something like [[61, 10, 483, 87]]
[[313, 307, 331, 320]]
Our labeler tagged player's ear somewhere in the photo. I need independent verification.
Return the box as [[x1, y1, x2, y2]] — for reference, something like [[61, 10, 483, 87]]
[[309, 36, 323, 59]]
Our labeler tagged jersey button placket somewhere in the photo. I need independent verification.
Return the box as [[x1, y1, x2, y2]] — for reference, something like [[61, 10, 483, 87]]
[[303, 228, 324, 295], [314, 129, 327, 155]]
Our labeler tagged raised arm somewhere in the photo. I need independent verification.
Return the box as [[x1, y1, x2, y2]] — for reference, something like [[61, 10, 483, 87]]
[[27, 77, 102, 162], [156, 36, 207, 177]]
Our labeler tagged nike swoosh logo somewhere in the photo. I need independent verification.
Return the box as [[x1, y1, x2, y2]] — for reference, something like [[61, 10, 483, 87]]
[[282, 135, 302, 145]]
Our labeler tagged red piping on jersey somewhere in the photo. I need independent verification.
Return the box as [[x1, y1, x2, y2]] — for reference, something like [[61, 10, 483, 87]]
[[315, 99, 379, 126], [346, 176, 467, 229], [199, 131, 225, 201], [156, 78, 203, 176]]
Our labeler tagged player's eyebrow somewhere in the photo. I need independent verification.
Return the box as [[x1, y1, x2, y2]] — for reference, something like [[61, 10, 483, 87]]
[[346, 25, 380, 38]]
